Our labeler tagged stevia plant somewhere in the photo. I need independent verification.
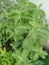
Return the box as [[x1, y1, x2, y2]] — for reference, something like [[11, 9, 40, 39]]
[[0, 0, 49, 65]]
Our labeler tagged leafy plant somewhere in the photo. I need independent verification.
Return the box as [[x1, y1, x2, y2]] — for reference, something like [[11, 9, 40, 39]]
[[0, 0, 49, 65]]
